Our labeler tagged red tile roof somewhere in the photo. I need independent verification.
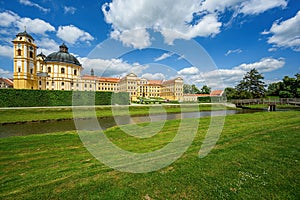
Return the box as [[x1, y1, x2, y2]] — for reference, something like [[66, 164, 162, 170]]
[[210, 90, 224, 96], [148, 80, 163, 85], [0, 78, 13, 87]]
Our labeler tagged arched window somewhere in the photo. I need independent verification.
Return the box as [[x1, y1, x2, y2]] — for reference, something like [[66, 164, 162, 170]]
[[29, 51, 33, 58], [17, 49, 22, 56], [74, 69, 77, 75], [61, 68, 65, 74], [48, 67, 51, 73]]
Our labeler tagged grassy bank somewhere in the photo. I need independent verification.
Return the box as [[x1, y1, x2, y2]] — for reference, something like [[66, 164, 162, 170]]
[[246, 104, 300, 110], [1, 111, 299, 199], [0, 104, 232, 124]]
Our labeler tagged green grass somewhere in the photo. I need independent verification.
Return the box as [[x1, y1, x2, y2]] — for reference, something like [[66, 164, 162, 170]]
[[247, 104, 300, 110], [0, 104, 232, 124], [1, 111, 299, 199]]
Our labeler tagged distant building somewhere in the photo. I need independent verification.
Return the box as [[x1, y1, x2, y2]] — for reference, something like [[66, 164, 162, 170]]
[[0, 78, 13, 88], [12, 30, 183, 101], [183, 90, 224, 102]]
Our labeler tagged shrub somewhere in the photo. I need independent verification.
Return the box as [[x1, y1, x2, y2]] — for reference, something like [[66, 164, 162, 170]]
[[0, 89, 129, 107]]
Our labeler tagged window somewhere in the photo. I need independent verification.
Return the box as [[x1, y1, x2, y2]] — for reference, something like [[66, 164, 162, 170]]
[[39, 81, 42, 85], [74, 69, 77, 75], [29, 51, 33, 58], [30, 68, 33, 74], [18, 67, 21, 73], [47, 82, 49, 85], [48, 67, 51, 73], [17, 49, 22, 56], [62, 82, 64, 86], [61, 68, 65, 74]]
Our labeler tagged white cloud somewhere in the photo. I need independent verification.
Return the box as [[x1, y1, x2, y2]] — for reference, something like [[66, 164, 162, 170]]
[[0, 11, 19, 27], [0, 11, 55, 35], [35, 38, 60, 55], [201, 0, 287, 15], [178, 66, 200, 75], [154, 52, 174, 61], [102, 0, 287, 48], [18, 0, 50, 13], [240, 0, 287, 15], [64, 6, 77, 15], [142, 73, 165, 80], [79, 57, 148, 77], [102, 0, 221, 48], [16, 18, 55, 35], [0, 45, 13, 58], [111, 29, 151, 49], [177, 58, 285, 88], [264, 11, 300, 51], [234, 57, 285, 72], [0, 68, 13, 78], [56, 25, 94, 44], [225, 48, 242, 56]]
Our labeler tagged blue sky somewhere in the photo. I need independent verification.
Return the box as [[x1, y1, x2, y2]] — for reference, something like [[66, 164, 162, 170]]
[[0, 0, 299, 89]]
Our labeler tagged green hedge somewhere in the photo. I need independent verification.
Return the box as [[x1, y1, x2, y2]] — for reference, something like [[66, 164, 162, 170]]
[[0, 89, 129, 107]]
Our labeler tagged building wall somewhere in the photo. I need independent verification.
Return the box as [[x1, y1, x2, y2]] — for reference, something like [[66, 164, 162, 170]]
[[12, 34, 183, 101]]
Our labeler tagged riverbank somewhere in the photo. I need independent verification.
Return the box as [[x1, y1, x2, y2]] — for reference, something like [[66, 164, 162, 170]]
[[0, 103, 235, 124], [1, 111, 299, 199]]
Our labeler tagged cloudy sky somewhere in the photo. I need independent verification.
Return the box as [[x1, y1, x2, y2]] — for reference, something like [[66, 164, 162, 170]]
[[0, 0, 299, 89]]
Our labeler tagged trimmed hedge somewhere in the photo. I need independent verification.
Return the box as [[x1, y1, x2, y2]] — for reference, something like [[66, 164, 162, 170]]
[[0, 89, 129, 107]]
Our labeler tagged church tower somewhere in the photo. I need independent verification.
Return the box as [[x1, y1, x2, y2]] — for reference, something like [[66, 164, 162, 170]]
[[12, 30, 38, 89]]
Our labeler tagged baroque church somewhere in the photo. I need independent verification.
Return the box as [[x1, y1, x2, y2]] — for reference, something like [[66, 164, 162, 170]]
[[12, 30, 184, 101]]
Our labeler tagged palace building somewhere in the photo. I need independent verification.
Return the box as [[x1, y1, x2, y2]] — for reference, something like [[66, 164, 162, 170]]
[[12, 30, 183, 101]]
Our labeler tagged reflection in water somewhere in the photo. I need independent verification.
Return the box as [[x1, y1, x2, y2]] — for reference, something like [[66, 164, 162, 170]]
[[0, 109, 260, 138]]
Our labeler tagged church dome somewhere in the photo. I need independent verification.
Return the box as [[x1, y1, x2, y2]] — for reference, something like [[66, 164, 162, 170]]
[[44, 43, 81, 66]]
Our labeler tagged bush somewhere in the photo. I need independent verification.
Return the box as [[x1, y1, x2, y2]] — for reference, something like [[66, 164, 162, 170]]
[[0, 89, 129, 107]]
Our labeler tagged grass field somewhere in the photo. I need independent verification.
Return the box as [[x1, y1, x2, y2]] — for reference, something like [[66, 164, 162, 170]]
[[0, 104, 231, 124], [0, 111, 299, 199]]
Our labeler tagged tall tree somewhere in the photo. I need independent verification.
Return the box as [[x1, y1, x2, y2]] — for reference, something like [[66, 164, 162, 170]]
[[200, 85, 211, 94], [183, 84, 201, 94], [191, 84, 201, 94], [183, 84, 193, 94], [236, 68, 266, 99]]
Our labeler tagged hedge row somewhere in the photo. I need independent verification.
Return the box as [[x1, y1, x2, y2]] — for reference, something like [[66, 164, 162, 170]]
[[0, 89, 129, 107]]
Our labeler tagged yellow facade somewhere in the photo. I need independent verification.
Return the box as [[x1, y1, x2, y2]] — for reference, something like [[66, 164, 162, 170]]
[[13, 31, 38, 90], [12, 31, 184, 101]]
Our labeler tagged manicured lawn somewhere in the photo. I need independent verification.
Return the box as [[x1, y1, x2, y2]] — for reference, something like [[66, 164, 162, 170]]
[[0, 111, 299, 199], [0, 104, 231, 124]]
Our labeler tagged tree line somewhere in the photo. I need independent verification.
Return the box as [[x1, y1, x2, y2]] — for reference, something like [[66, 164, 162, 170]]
[[225, 68, 300, 99]]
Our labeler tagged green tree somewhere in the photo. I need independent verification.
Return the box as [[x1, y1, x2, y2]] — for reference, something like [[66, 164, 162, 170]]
[[267, 82, 283, 96], [235, 68, 266, 99], [200, 85, 211, 94], [183, 84, 193, 94], [224, 87, 237, 100], [183, 84, 201, 94], [192, 84, 201, 94], [278, 73, 300, 98]]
